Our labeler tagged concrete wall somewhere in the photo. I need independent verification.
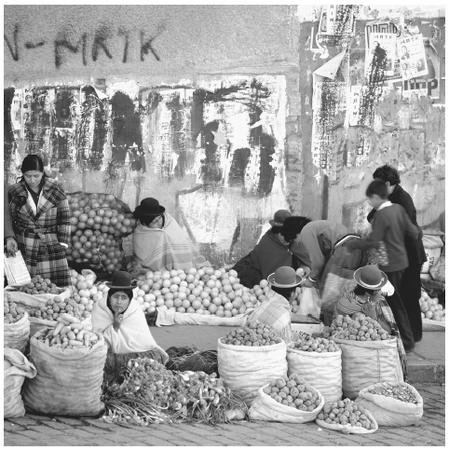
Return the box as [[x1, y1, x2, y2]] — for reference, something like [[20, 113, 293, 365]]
[[4, 5, 445, 267]]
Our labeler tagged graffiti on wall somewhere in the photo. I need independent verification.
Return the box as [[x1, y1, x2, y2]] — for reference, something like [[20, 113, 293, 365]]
[[5, 75, 288, 265]]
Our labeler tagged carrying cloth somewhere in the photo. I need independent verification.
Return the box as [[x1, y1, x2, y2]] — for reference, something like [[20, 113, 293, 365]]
[[8, 178, 71, 287], [4, 348, 37, 418], [287, 346, 342, 403], [217, 337, 287, 405], [249, 384, 324, 423], [132, 213, 200, 272], [334, 337, 403, 400], [91, 295, 168, 362], [355, 381, 423, 427], [23, 329, 107, 416], [4, 312, 30, 354]]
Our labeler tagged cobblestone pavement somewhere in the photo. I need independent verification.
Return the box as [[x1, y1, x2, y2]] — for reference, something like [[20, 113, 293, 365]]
[[4, 384, 444, 446]]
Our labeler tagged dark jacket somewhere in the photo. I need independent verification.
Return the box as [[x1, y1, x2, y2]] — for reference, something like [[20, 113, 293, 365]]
[[4, 185, 15, 240], [368, 184, 426, 267]]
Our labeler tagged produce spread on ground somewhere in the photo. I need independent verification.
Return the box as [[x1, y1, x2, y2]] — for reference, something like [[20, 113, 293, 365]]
[[3, 193, 441, 431]]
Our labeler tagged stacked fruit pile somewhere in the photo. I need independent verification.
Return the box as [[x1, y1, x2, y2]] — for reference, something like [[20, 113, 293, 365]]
[[317, 398, 376, 430], [222, 321, 282, 346], [366, 382, 419, 404], [134, 268, 260, 317], [263, 374, 321, 412], [323, 313, 390, 341], [16, 276, 60, 295], [419, 290, 445, 322], [291, 332, 339, 353], [29, 295, 86, 321], [4, 296, 26, 324], [67, 192, 136, 273]]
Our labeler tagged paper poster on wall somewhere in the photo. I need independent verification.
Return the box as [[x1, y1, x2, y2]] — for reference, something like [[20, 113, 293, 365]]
[[346, 85, 363, 126], [365, 32, 401, 79], [398, 33, 428, 80]]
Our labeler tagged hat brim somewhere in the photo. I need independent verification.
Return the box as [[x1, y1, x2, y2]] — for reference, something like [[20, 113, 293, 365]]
[[269, 220, 284, 227], [353, 267, 388, 290], [267, 272, 303, 288], [106, 282, 137, 290]]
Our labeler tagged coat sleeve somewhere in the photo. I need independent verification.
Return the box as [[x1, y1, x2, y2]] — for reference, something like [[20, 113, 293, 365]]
[[399, 190, 418, 225], [297, 229, 326, 281], [4, 186, 15, 239], [56, 198, 71, 246], [402, 207, 419, 240]]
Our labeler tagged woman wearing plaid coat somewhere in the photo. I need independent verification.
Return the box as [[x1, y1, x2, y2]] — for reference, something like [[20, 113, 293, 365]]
[[7, 155, 71, 287]]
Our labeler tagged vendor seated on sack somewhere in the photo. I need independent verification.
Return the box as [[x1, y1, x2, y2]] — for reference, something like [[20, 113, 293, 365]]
[[247, 266, 304, 343], [127, 198, 202, 275], [91, 271, 168, 380]]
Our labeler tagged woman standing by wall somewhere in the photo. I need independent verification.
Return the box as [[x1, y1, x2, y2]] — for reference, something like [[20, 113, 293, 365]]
[[7, 155, 71, 287]]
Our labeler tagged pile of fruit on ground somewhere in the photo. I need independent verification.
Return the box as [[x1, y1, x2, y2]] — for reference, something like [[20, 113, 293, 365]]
[[15, 276, 60, 295], [419, 289, 445, 322], [4, 296, 26, 324]]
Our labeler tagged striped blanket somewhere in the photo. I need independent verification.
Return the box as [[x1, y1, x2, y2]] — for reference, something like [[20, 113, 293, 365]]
[[132, 213, 200, 272]]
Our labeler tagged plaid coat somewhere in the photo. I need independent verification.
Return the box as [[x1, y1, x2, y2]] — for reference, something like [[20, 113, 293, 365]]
[[8, 178, 71, 287]]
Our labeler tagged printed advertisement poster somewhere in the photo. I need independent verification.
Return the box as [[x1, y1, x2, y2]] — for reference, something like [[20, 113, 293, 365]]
[[365, 32, 401, 79], [346, 85, 363, 127], [398, 33, 428, 80]]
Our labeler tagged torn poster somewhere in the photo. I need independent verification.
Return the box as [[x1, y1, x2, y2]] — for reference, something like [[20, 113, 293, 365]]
[[365, 32, 401, 79], [398, 33, 428, 80]]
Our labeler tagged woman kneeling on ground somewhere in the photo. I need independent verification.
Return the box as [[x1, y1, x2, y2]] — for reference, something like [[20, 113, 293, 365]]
[[91, 271, 168, 383]]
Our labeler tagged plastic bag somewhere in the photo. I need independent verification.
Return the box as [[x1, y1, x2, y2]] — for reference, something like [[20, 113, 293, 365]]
[[334, 337, 403, 400], [355, 381, 423, 427], [217, 338, 287, 405], [297, 287, 321, 318], [4, 313, 30, 353], [422, 235, 444, 274], [23, 329, 107, 417], [316, 409, 378, 434], [249, 384, 324, 423], [4, 348, 37, 418], [287, 347, 342, 403]]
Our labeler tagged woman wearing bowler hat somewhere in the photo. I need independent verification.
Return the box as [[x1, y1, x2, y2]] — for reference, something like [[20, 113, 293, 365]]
[[128, 197, 201, 273]]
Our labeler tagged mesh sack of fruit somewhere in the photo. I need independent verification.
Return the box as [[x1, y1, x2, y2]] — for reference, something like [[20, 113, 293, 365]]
[[316, 398, 378, 434], [249, 374, 324, 423], [67, 192, 137, 274], [217, 321, 287, 405], [326, 314, 403, 399], [4, 296, 30, 353], [287, 333, 342, 403], [355, 381, 424, 427], [23, 326, 107, 416], [4, 347, 37, 418]]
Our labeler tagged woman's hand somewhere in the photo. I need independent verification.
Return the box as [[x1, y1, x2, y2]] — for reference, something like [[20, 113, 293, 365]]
[[113, 313, 124, 331], [5, 237, 18, 257]]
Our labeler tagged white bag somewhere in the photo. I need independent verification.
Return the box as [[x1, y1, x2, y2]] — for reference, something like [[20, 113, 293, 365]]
[[155, 307, 247, 327], [4, 348, 37, 418], [355, 382, 423, 427], [4, 313, 30, 353], [249, 384, 324, 423], [316, 409, 378, 434], [421, 235, 443, 274], [335, 337, 403, 400], [217, 338, 287, 405], [287, 347, 342, 403], [297, 287, 321, 318]]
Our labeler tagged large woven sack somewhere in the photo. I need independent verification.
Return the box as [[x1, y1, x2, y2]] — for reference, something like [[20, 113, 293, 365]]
[[23, 329, 107, 417], [355, 382, 423, 427], [4, 313, 30, 353], [316, 409, 378, 434], [4, 348, 37, 418], [287, 347, 342, 403], [249, 384, 324, 423], [217, 338, 287, 405], [422, 234, 443, 274], [334, 337, 403, 400]]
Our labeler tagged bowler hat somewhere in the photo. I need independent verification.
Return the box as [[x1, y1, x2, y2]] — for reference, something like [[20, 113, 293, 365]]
[[267, 266, 303, 288], [106, 271, 136, 289], [134, 197, 165, 219], [269, 209, 291, 227], [354, 265, 387, 290]]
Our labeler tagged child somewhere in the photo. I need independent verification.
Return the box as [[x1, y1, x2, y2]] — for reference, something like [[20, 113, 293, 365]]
[[346, 179, 419, 351], [335, 264, 407, 378]]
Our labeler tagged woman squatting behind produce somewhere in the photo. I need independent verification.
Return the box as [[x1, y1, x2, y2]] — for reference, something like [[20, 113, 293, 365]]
[[91, 271, 168, 382], [7, 155, 72, 287]]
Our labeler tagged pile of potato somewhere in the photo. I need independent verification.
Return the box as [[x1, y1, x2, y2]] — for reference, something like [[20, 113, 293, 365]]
[[366, 382, 419, 404], [4, 296, 26, 324], [36, 314, 100, 349], [317, 398, 376, 430], [29, 295, 86, 322], [222, 321, 282, 346], [291, 332, 340, 353], [324, 313, 390, 341], [17, 275, 60, 295], [264, 374, 321, 412]]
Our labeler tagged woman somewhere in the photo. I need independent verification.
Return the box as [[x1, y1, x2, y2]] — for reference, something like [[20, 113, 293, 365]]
[[334, 264, 407, 379], [233, 216, 311, 288], [7, 155, 71, 286], [129, 198, 200, 274], [91, 271, 168, 383]]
